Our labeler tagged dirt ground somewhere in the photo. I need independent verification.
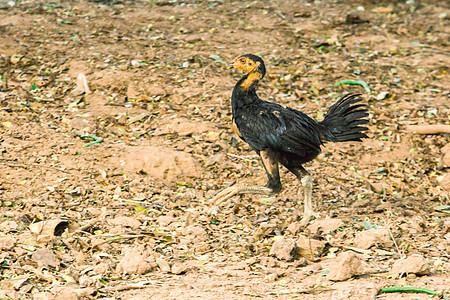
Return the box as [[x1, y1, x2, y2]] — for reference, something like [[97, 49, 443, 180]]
[[0, 0, 449, 299]]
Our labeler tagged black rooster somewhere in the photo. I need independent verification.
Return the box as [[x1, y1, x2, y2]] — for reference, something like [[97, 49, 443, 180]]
[[212, 54, 368, 226]]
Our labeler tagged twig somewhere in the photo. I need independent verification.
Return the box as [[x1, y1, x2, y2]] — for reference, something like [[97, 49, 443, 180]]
[[202, 62, 214, 81], [381, 287, 448, 299], [76, 133, 103, 147], [1, 159, 71, 174], [100, 280, 159, 292], [405, 125, 450, 134], [342, 246, 372, 254], [84, 134, 103, 147], [72, 218, 100, 234], [87, 234, 147, 248], [87, 233, 146, 239], [384, 220, 401, 255]]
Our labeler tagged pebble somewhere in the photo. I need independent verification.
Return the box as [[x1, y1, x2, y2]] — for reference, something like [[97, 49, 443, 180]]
[[307, 219, 344, 235], [156, 257, 171, 273], [0, 236, 15, 250], [171, 262, 188, 275], [354, 227, 392, 249], [327, 251, 365, 281], [31, 248, 59, 268], [296, 235, 326, 257], [116, 247, 151, 275], [269, 238, 297, 261], [390, 254, 430, 278]]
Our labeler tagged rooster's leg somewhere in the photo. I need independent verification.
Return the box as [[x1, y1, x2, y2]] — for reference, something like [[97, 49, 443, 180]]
[[298, 175, 313, 227], [285, 165, 314, 227], [210, 150, 280, 206], [210, 185, 273, 206]]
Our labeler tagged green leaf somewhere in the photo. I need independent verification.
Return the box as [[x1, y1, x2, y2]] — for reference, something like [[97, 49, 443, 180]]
[[434, 205, 450, 214], [209, 54, 225, 64], [134, 206, 148, 213], [316, 110, 324, 121], [377, 167, 387, 174], [363, 217, 379, 230], [335, 80, 371, 93]]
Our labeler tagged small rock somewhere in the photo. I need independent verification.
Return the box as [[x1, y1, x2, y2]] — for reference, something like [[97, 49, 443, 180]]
[[294, 257, 308, 268], [266, 273, 278, 282], [437, 173, 450, 190], [74, 287, 96, 298], [93, 262, 109, 275], [260, 256, 279, 268], [145, 84, 166, 97], [352, 197, 371, 208], [372, 6, 393, 13], [78, 275, 95, 288], [441, 143, 450, 167], [354, 228, 392, 249], [286, 222, 302, 235], [86, 207, 102, 217], [157, 215, 176, 226], [184, 34, 203, 43], [327, 251, 365, 281], [346, 11, 370, 24], [33, 292, 54, 300], [444, 220, 450, 234], [269, 238, 297, 261], [0, 221, 18, 232], [296, 235, 326, 257], [155, 257, 171, 273], [52, 287, 78, 300], [116, 247, 151, 275], [31, 248, 59, 268], [0, 236, 16, 250], [368, 182, 385, 194], [51, 286, 96, 300], [171, 262, 188, 275], [127, 82, 137, 99], [245, 257, 257, 265], [108, 216, 141, 228], [74, 251, 86, 265], [182, 225, 208, 242], [390, 254, 430, 278], [307, 219, 344, 235]]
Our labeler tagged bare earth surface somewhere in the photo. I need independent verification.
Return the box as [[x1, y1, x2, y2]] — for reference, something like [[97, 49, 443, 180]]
[[0, 0, 449, 299]]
